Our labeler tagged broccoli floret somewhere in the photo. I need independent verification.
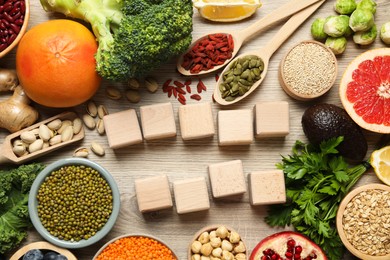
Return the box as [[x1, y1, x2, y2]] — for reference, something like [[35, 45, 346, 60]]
[[40, 0, 193, 81]]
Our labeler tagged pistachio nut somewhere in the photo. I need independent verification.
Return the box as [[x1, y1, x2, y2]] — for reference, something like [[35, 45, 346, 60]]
[[73, 147, 89, 158], [91, 141, 105, 156], [61, 125, 74, 142], [87, 101, 98, 117], [28, 139, 44, 153], [106, 86, 122, 100], [49, 135, 62, 146], [31, 128, 40, 137], [47, 119, 62, 131], [73, 117, 83, 135], [57, 120, 73, 134], [12, 144, 26, 157], [42, 142, 50, 149], [96, 119, 105, 135], [82, 114, 96, 129], [39, 124, 52, 142], [145, 77, 159, 93], [125, 89, 141, 103], [128, 78, 140, 90], [20, 131, 36, 144], [97, 105, 109, 119]]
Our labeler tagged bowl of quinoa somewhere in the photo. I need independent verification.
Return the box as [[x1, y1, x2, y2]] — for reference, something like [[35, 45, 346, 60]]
[[93, 234, 178, 260], [336, 183, 390, 260], [28, 158, 120, 249]]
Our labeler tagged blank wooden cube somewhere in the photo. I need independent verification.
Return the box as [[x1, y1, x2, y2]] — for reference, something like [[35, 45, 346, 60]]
[[208, 160, 246, 198], [255, 101, 289, 138], [135, 175, 173, 213], [218, 109, 253, 146], [140, 102, 176, 141], [179, 102, 215, 140], [173, 177, 210, 214], [249, 170, 286, 205], [103, 109, 143, 149]]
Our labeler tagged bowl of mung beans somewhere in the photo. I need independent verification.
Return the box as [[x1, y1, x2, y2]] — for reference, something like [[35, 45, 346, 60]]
[[93, 234, 178, 260], [336, 183, 390, 260], [28, 158, 121, 249]]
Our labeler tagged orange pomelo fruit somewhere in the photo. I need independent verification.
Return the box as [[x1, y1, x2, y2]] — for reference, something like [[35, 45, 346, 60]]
[[16, 19, 101, 108], [339, 48, 390, 133]]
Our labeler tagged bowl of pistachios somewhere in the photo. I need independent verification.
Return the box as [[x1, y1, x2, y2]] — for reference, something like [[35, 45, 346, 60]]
[[28, 158, 120, 249], [188, 225, 247, 260]]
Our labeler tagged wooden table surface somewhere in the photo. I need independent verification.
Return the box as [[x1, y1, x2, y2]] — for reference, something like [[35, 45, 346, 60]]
[[1, 0, 389, 259]]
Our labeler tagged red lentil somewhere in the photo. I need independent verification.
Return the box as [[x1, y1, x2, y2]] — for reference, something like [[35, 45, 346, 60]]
[[96, 236, 176, 260], [181, 33, 234, 74]]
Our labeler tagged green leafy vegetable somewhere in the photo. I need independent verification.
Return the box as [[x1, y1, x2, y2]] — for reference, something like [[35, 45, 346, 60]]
[[0, 163, 45, 254], [265, 137, 370, 260], [39, 0, 194, 81]]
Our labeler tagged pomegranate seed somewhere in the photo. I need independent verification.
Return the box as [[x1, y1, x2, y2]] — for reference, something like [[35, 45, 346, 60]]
[[287, 239, 296, 248], [261, 257, 268, 260], [294, 254, 301, 260], [295, 245, 303, 254], [285, 251, 293, 258]]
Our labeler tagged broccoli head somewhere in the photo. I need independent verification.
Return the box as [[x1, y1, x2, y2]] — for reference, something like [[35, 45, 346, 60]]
[[40, 0, 193, 81]]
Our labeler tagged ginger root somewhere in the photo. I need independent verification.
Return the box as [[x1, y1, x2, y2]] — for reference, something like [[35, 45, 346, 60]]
[[0, 68, 19, 92], [0, 85, 39, 133]]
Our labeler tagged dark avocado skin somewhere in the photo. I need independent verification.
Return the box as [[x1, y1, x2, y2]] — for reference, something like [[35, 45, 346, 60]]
[[302, 103, 368, 162]]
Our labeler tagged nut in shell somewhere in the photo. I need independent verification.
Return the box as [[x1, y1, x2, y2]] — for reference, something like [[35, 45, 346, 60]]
[[82, 114, 96, 129], [57, 120, 73, 134], [96, 119, 105, 135], [97, 105, 109, 119], [12, 144, 26, 157], [49, 135, 62, 146], [20, 131, 37, 144], [28, 139, 44, 153], [73, 147, 89, 158], [91, 141, 105, 156], [106, 86, 122, 100], [73, 117, 83, 135], [145, 77, 159, 93], [61, 126, 74, 142], [125, 89, 141, 103], [128, 78, 140, 90], [39, 124, 52, 142], [87, 101, 98, 117], [47, 119, 62, 131]]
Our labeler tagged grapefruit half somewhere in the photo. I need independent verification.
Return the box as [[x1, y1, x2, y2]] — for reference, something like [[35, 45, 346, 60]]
[[339, 48, 390, 133]]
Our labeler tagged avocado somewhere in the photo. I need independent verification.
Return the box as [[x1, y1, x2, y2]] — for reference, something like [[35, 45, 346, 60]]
[[301, 103, 367, 162]]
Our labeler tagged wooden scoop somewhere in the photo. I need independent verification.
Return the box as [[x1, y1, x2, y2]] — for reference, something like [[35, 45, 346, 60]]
[[213, 0, 326, 106], [0, 111, 84, 165], [176, 0, 325, 76]]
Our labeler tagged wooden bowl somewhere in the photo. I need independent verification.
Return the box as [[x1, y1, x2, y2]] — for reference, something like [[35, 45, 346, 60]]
[[93, 234, 179, 259], [0, 0, 30, 58], [10, 241, 77, 260], [279, 40, 337, 101], [188, 224, 247, 260], [336, 184, 390, 260]]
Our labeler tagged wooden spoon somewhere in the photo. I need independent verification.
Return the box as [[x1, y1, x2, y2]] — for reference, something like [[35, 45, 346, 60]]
[[0, 111, 84, 165], [176, 0, 324, 76], [213, 0, 325, 106]]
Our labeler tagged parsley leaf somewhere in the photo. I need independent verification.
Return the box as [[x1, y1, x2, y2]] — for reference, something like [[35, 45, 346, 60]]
[[265, 138, 370, 260]]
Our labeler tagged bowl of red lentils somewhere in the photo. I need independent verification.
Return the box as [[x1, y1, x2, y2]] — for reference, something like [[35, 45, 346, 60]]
[[0, 0, 30, 58], [28, 158, 121, 249], [93, 234, 178, 260], [336, 183, 390, 260]]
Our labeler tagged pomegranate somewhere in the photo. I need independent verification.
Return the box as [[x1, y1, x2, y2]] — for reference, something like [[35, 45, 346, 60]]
[[250, 231, 328, 260]]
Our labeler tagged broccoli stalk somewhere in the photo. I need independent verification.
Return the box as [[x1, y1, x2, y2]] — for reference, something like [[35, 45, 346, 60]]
[[40, 0, 193, 81]]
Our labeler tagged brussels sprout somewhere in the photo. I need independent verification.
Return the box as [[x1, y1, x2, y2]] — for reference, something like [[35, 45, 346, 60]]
[[325, 36, 348, 55], [323, 15, 350, 37], [380, 22, 390, 44], [353, 24, 377, 45], [334, 0, 357, 15], [311, 18, 327, 40], [349, 8, 374, 32], [357, 0, 377, 14]]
